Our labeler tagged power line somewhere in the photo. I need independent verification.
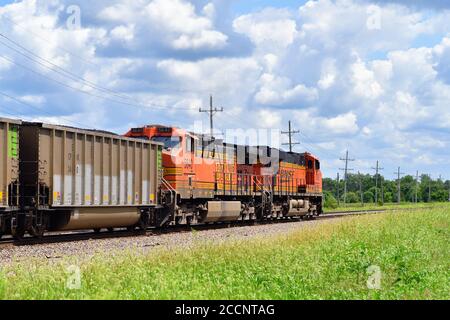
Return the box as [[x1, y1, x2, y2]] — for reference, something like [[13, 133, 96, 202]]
[[0, 54, 193, 112], [0, 91, 93, 129], [339, 150, 355, 204], [0, 14, 100, 69], [0, 33, 171, 107], [199, 95, 223, 139], [0, 34, 120, 98], [281, 120, 300, 153]]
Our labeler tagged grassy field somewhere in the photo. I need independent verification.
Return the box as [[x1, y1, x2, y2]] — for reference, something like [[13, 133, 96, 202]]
[[325, 202, 448, 213], [1, 206, 449, 300]]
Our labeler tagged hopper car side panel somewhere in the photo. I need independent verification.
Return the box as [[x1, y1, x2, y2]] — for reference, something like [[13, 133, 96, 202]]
[[13, 122, 164, 238], [0, 118, 21, 238]]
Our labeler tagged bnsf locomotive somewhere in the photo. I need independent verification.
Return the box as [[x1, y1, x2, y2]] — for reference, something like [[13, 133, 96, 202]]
[[0, 118, 322, 240], [126, 125, 322, 226]]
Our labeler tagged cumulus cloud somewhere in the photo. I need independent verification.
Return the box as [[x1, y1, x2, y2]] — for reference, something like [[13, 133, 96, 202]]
[[98, 0, 228, 51], [294, 108, 360, 136], [0, 0, 449, 179], [233, 8, 297, 51], [358, 0, 450, 10]]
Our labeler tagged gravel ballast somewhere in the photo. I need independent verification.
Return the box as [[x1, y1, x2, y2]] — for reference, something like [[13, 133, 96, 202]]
[[0, 219, 334, 265]]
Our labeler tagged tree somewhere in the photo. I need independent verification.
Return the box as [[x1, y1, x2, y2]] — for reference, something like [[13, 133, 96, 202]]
[[345, 192, 359, 204], [324, 191, 338, 209], [363, 191, 374, 203], [322, 173, 449, 204]]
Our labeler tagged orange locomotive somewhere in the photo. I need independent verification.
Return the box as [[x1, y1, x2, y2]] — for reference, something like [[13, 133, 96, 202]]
[[126, 125, 323, 225]]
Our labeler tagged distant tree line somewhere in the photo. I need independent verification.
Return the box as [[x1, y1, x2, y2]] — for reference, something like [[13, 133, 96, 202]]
[[323, 173, 450, 209]]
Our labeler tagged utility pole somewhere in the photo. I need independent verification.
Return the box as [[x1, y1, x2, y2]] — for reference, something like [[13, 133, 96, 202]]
[[428, 174, 432, 203], [371, 161, 384, 204], [358, 171, 364, 206], [394, 167, 405, 204], [339, 150, 355, 205], [336, 172, 340, 206], [448, 179, 450, 202], [199, 95, 223, 139], [281, 121, 300, 153], [415, 171, 419, 204]]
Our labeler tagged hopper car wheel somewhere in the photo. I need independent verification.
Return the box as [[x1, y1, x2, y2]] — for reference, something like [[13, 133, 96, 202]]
[[30, 225, 46, 239], [30, 214, 48, 239], [11, 215, 26, 241], [94, 228, 101, 234], [107, 228, 114, 232], [0, 218, 5, 239], [137, 213, 150, 231], [12, 227, 25, 241]]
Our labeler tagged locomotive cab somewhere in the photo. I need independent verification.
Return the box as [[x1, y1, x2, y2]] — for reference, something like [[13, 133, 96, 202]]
[[305, 153, 322, 194]]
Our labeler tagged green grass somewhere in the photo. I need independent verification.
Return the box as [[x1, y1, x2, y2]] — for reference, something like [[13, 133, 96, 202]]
[[326, 202, 449, 213], [1, 207, 449, 300]]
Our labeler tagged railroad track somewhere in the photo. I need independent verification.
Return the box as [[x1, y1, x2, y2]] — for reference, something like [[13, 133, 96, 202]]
[[0, 207, 432, 247]]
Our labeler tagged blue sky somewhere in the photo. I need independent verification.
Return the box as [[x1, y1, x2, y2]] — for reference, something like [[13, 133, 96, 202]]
[[0, 0, 449, 180]]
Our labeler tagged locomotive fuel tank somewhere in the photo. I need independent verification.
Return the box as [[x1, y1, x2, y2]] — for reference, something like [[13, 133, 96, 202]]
[[287, 199, 310, 216], [202, 201, 242, 223]]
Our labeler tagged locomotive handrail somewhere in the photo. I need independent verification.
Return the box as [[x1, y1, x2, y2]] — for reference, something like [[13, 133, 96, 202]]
[[161, 177, 177, 207]]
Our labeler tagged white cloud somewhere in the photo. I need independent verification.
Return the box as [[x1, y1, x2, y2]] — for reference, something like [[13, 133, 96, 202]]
[[0, 0, 449, 179], [255, 73, 318, 106], [318, 59, 337, 89], [233, 8, 297, 51], [257, 109, 282, 128], [294, 108, 359, 136], [172, 30, 228, 50], [110, 25, 135, 42], [351, 59, 384, 99], [98, 0, 228, 50], [20, 95, 46, 105]]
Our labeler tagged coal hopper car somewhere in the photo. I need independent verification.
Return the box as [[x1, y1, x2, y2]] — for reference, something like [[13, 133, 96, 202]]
[[0, 118, 21, 238], [12, 122, 163, 239]]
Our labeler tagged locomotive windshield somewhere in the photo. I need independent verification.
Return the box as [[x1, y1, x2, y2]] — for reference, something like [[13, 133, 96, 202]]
[[151, 136, 181, 150]]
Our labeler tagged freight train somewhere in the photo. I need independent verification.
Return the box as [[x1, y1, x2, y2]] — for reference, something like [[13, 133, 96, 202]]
[[0, 118, 322, 240]]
